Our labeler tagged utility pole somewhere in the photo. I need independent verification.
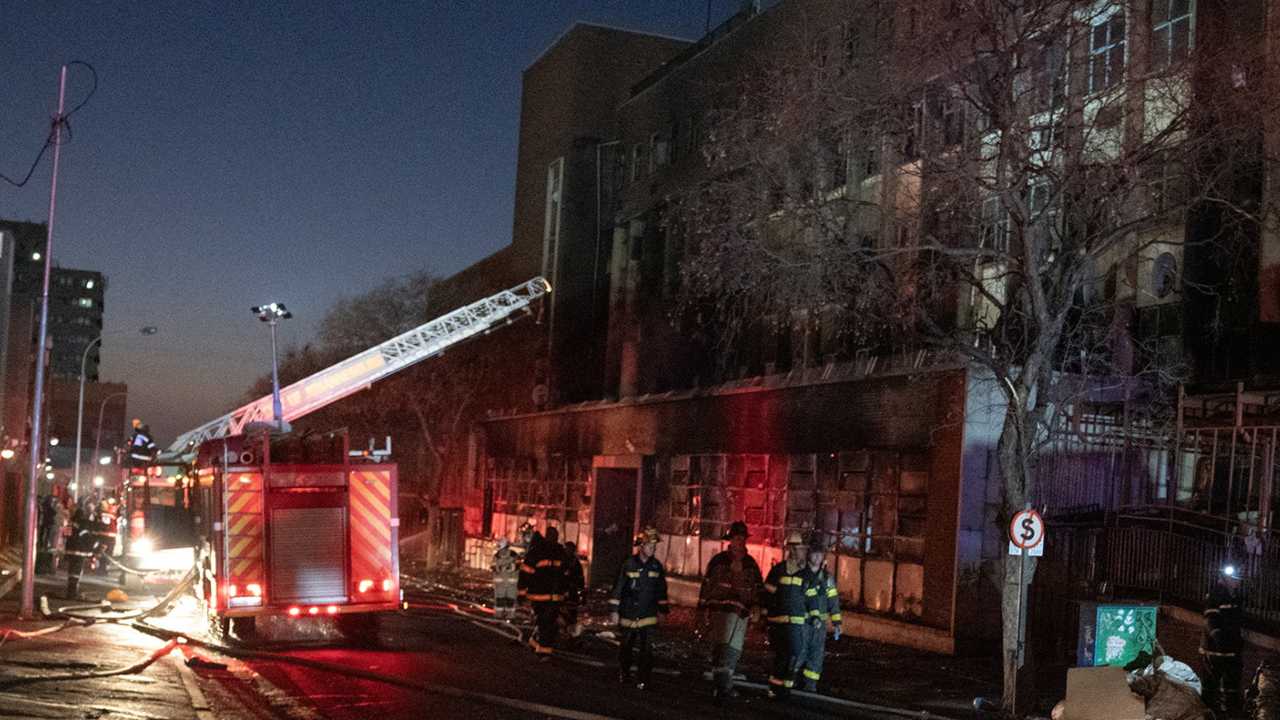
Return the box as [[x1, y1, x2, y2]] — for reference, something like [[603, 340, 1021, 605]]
[[22, 65, 68, 619]]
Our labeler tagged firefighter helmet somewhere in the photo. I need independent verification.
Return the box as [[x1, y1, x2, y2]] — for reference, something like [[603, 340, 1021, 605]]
[[784, 531, 806, 547], [634, 526, 661, 546]]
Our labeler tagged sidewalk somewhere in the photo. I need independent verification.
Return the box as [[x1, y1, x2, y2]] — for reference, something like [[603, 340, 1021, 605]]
[[417, 564, 1001, 717], [0, 551, 270, 720]]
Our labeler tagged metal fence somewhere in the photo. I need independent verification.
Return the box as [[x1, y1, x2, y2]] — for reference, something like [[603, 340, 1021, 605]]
[[1059, 516, 1280, 629]]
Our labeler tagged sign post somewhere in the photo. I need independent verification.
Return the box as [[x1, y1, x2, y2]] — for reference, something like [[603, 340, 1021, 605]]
[[1008, 506, 1045, 712]]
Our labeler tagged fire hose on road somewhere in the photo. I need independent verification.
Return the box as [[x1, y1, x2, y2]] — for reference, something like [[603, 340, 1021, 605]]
[[131, 619, 623, 720]]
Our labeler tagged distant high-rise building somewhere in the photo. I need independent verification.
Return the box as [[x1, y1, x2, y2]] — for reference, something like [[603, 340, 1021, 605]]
[[0, 220, 107, 380]]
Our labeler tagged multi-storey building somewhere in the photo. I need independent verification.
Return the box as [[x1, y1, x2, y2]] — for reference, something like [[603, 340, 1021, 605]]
[[421, 0, 1280, 659]]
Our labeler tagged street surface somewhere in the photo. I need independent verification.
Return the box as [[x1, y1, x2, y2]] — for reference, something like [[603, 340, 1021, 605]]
[[162, 596, 904, 719], [2, 567, 985, 719]]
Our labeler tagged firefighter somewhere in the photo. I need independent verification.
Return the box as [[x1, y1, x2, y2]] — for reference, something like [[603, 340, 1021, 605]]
[[128, 419, 158, 468], [92, 498, 120, 576], [561, 540, 585, 638], [610, 527, 670, 690], [699, 520, 764, 702], [519, 525, 564, 659], [1203, 563, 1245, 717], [798, 533, 842, 693], [64, 497, 104, 600], [491, 537, 520, 621], [762, 531, 817, 700]]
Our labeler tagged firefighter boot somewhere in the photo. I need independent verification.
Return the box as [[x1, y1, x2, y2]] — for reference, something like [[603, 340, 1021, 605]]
[[65, 574, 81, 601]]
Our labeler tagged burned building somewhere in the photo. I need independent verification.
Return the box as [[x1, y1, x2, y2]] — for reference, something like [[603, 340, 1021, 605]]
[[439, 0, 1280, 654]]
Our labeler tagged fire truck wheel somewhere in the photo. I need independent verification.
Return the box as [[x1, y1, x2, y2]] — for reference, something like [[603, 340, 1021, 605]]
[[229, 616, 257, 642], [337, 612, 382, 648]]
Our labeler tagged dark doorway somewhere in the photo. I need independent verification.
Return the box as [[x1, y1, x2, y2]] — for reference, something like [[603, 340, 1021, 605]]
[[590, 467, 637, 587]]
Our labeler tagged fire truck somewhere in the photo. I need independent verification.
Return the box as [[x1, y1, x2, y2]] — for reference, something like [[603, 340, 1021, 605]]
[[131, 278, 550, 640]]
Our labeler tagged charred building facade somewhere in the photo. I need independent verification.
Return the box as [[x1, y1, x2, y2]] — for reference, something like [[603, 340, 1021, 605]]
[[434, 1, 1280, 656]]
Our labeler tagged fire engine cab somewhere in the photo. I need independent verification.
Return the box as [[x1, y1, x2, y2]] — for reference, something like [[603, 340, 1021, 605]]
[[135, 278, 550, 641]]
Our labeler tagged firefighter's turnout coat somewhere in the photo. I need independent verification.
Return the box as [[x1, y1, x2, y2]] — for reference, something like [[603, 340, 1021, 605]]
[[518, 539, 565, 603], [762, 560, 817, 691], [610, 554, 670, 628], [800, 565, 842, 686]]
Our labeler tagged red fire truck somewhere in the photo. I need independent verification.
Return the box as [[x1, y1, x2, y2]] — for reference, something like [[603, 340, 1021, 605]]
[[137, 278, 550, 641]]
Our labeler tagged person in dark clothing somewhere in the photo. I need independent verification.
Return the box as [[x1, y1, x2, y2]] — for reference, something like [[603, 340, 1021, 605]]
[[519, 525, 564, 659], [699, 520, 764, 702], [610, 527, 670, 690], [799, 533, 842, 693], [1203, 565, 1245, 717], [128, 418, 159, 468], [36, 495, 59, 575], [762, 531, 817, 700], [561, 541, 585, 638], [64, 498, 104, 599]]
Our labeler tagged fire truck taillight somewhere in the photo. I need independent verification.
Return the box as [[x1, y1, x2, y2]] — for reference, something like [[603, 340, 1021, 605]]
[[358, 579, 374, 593], [381, 579, 393, 592], [246, 583, 263, 597], [326, 605, 338, 615], [288, 606, 301, 617], [308, 607, 320, 615]]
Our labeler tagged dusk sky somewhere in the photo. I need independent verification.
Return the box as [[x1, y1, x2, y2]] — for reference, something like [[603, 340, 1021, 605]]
[[1, 2, 735, 443]]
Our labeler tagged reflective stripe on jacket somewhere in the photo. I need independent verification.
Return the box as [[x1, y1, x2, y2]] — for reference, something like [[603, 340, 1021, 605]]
[[762, 561, 817, 624], [517, 540, 565, 602], [611, 554, 669, 627], [698, 549, 763, 617]]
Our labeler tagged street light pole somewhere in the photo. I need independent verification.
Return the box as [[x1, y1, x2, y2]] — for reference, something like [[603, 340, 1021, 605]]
[[251, 303, 291, 429], [92, 390, 129, 477], [22, 65, 68, 619], [72, 326, 156, 502], [269, 317, 282, 426], [71, 336, 103, 501]]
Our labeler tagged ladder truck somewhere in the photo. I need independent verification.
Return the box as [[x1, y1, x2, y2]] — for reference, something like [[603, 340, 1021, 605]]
[[128, 278, 549, 641]]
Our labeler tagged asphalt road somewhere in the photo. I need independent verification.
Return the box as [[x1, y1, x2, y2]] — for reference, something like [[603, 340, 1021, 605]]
[[163, 598, 906, 720]]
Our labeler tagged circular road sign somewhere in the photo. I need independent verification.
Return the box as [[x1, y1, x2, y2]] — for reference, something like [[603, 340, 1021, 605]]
[[1009, 509, 1045, 550]]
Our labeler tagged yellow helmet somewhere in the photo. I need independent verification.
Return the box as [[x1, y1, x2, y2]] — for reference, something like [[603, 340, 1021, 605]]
[[634, 526, 661, 546], [784, 531, 806, 547]]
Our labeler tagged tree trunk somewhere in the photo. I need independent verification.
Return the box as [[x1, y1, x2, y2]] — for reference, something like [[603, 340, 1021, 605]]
[[998, 406, 1038, 717]]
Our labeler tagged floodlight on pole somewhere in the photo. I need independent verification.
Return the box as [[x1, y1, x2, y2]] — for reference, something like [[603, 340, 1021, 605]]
[[251, 303, 292, 429]]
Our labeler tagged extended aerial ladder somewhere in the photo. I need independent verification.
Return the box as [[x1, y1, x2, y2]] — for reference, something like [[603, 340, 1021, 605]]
[[126, 277, 549, 640], [164, 277, 551, 456]]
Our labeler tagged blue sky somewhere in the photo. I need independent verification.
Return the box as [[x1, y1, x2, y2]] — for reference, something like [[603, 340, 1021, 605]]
[[0, 2, 738, 441]]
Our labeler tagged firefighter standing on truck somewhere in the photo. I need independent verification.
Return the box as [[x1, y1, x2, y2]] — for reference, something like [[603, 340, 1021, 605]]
[[519, 525, 565, 659], [798, 532, 842, 693], [610, 527, 670, 690], [762, 531, 817, 700], [128, 419, 158, 467]]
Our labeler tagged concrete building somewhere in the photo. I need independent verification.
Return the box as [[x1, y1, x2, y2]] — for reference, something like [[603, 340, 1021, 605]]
[[0, 220, 121, 543], [426, 0, 1280, 657]]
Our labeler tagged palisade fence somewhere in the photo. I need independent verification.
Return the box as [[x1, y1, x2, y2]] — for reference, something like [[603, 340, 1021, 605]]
[[1033, 404, 1280, 629]]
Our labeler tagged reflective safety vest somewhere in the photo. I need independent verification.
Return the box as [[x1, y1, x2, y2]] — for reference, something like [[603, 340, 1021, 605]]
[[610, 554, 670, 628], [762, 560, 817, 625]]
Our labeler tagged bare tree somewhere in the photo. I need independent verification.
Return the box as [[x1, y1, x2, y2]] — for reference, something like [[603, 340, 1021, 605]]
[[672, 0, 1268, 710]]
